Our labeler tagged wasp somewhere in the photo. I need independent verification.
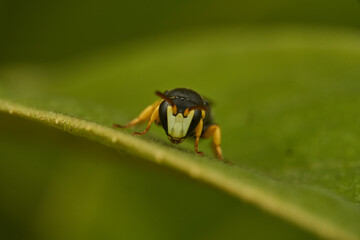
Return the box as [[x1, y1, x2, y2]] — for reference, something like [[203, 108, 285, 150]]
[[113, 88, 223, 160]]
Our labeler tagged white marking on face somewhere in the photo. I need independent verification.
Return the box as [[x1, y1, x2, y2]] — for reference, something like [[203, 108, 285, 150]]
[[167, 106, 194, 138]]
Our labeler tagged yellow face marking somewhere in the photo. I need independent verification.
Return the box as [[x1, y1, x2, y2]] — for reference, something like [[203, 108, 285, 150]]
[[167, 106, 194, 139], [172, 105, 178, 115], [184, 108, 190, 117], [201, 110, 206, 119]]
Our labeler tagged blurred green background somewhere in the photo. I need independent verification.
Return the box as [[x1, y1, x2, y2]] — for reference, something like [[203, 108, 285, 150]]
[[1, 0, 360, 63], [1, 1, 360, 240]]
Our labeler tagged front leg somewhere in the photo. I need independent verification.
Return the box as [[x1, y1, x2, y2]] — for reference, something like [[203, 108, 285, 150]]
[[132, 104, 160, 136], [194, 118, 204, 156], [201, 124, 223, 160], [113, 100, 162, 129]]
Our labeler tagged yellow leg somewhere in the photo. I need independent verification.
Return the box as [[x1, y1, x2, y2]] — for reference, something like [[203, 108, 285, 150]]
[[133, 104, 160, 136], [113, 100, 162, 128], [202, 124, 223, 161], [194, 118, 204, 156]]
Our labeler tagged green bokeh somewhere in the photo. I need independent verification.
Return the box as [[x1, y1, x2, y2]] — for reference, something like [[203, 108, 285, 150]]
[[1, 0, 360, 63]]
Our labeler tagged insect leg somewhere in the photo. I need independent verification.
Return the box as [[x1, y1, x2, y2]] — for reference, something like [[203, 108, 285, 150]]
[[132, 104, 160, 136], [194, 118, 204, 156], [201, 124, 223, 160], [113, 100, 162, 128]]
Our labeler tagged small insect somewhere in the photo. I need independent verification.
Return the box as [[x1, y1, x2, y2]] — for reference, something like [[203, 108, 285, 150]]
[[113, 88, 223, 160]]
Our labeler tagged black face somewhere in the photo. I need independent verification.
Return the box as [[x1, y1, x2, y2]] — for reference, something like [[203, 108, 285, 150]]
[[158, 88, 205, 142]]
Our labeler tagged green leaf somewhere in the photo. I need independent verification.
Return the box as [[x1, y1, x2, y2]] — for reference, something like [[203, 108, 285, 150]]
[[0, 112, 318, 240], [1, 27, 360, 240]]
